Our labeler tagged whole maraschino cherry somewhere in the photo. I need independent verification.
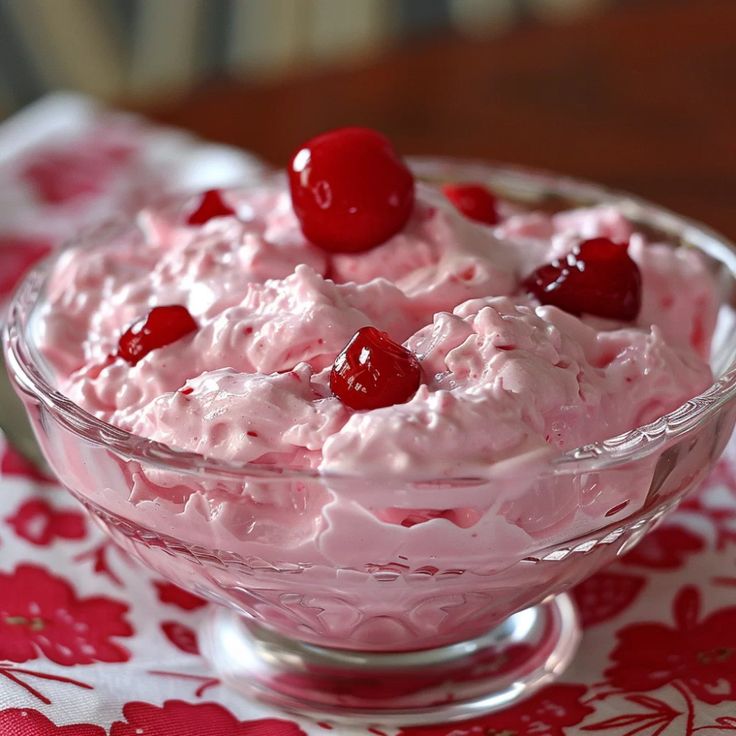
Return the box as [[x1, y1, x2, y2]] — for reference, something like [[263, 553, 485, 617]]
[[288, 127, 415, 253], [522, 237, 642, 321], [330, 327, 422, 410]]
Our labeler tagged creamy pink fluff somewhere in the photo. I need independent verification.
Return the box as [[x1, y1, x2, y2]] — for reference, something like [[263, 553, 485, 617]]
[[40, 184, 715, 478], [29, 182, 724, 651]]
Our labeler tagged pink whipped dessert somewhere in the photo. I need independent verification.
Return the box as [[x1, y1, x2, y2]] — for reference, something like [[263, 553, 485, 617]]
[[39, 139, 715, 473], [30, 129, 719, 648]]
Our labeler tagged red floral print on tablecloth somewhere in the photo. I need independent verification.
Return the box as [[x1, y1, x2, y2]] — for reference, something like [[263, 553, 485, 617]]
[[73, 541, 127, 587], [620, 525, 704, 569], [0, 443, 56, 485], [605, 585, 736, 704], [681, 460, 736, 550], [581, 694, 681, 735], [161, 621, 199, 655], [0, 564, 132, 665], [5, 499, 86, 546], [399, 684, 593, 735], [704, 457, 736, 497], [0, 235, 52, 300], [572, 571, 646, 628], [20, 142, 133, 205], [109, 700, 306, 736], [153, 581, 208, 611], [0, 708, 105, 735]]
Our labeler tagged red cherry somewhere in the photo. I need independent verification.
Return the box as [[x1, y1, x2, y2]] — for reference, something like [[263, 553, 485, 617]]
[[288, 127, 415, 253], [187, 189, 235, 225], [522, 237, 642, 320], [118, 305, 197, 365], [442, 182, 499, 225], [330, 326, 421, 410]]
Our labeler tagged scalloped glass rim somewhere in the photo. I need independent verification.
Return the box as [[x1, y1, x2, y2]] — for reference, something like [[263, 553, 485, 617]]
[[4, 158, 736, 482]]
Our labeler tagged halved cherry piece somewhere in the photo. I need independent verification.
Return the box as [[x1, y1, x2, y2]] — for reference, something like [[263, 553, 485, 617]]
[[288, 127, 415, 253], [118, 305, 197, 365], [330, 326, 421, 410], [442, 182, 499, 225], [522, 237, 642, 321], [187, 189, 236, 225]]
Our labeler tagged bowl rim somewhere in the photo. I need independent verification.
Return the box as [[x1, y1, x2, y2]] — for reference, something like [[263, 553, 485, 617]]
[[5, 157, 736, 482]]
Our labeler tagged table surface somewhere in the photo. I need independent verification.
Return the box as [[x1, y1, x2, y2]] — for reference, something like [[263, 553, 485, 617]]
[[144, 0, 736, 241]]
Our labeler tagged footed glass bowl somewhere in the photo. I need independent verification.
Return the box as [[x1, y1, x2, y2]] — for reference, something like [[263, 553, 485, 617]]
[[5, 161, 736, 727]]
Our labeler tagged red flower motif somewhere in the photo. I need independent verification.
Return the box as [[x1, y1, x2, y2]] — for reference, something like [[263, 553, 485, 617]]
[[398, 685, 592, 735], [0, 236, 52, 300], [161, 621, 199, 655], [704, 458, 736, 497], [154, 582, 207, 611], [21, 143, 132, 205], [0, 564, 132, 665], [0, 708, 105, 735], [6, 499, 86, 546], [109, 700, 306, 736], [0, 443, 56, 484], [681, 460, 736, 550], [73, 541, 126, 587], [572, 571, 646, 628], [606, 585, 736, 704], [621, 525, 704, 569], [580, 694, 679, 735]]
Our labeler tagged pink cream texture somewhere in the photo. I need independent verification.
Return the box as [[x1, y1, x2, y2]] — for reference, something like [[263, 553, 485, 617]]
[[34, 183, 718, 649]]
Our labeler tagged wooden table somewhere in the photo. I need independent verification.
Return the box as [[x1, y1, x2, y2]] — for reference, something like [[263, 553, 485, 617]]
[[144, 0, 736, 239]]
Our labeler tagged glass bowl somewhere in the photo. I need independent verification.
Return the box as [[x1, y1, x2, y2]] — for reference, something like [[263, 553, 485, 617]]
[[5, 160, 736, 727]]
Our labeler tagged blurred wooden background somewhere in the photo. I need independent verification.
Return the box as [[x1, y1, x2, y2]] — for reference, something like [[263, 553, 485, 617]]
[[0, 0, 615, 110], [1, 0, 731, 239], [143, 0, 736, 240]]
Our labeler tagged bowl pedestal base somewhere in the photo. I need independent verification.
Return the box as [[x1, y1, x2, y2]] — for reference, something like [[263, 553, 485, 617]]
[[201, 592, 581, 727]]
